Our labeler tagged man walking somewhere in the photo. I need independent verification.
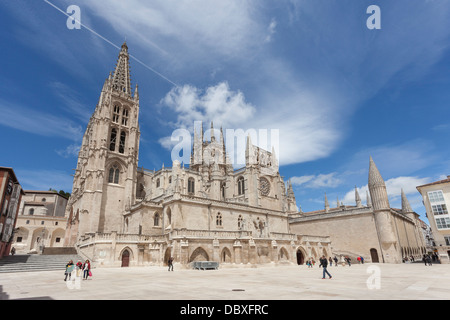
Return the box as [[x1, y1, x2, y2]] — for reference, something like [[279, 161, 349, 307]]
[[320, 256, 332, 279], [168, 256, 174, 271]]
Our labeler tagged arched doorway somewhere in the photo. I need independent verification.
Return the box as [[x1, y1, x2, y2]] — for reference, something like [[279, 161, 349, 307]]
[[370, 248, 379, 263], [121, 249, 130, 267], [221, 247, 232, 263], [296, 249, 305, 265], [164, 247, 171, 266], [189, 247, 209, 262], [279, 247, 289, 261]]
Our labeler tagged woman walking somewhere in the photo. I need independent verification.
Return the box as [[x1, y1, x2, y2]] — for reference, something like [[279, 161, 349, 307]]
[[64, 260, 74, 281], [82, 259, 91, 280]]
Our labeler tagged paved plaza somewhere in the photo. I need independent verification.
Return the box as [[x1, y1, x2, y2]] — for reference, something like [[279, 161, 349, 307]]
[[1, 262, 449, 301]]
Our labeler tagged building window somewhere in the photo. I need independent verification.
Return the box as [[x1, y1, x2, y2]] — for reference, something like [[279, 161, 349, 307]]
[[445, 236, 450, 246], [237, 177, 245, 195], [17, 237, 23, 243], [156, 178, 160, 188], [436, 217, 450, 229], [26, 220, 30, 224], [110, 128, 117, 151], [119, 131, 126, 154], [428, 191, 445, 203], [55, 237, 61, 243], [29, 208, 34, 215], [108, 165, 120, 184], [188, 178, 195, 194], [221, 182, 226, 199], [122, 109, 129, 126], [113, 105, 120, 123], [42, 198, 46, 202], [55, 222, 58, 226], [41, 221, 45, 225], [238, 215, 243, 229], [154, 213, 160, 226], [216, 212, 222, 226], [432, 204, 448, 215], [169, 176, 172, 184]]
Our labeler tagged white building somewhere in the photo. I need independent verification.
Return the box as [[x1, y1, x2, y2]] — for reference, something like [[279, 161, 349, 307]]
[[417, 176, 450, 263]]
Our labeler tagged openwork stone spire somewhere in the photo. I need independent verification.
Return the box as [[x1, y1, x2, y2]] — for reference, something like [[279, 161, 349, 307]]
[[355, 186, 362, 207], [112, 42, 132, 97], [401, 188, 413, 213], [368, 156, 390, 211]]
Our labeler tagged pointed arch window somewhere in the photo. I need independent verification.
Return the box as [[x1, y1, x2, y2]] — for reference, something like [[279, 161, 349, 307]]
[[221, 182, 226, 200], [154, 213, 160, 226], [113, 105, 120, 123], [119, 131, 126, 154], [108, 164, 120, 184], [122, 109, 129, 126], [238, 215, 243, 229], [188, 178, 195, 194], [109, 128, 117, 151], [216, 212, 223, 226], [237, 176, 245, 195], [156, 178, 160, 188]]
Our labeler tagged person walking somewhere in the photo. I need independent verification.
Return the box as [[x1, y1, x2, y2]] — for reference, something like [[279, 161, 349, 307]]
[[333, 256, 338, 267], [168, 256, 174, 271], [329, 257, 333, 267], [64, 260, 74, 281], [82, 259, 91, 280], [320, 256, 332, 279], [76, 260, 83, 277], [426, 254, 432, 266]]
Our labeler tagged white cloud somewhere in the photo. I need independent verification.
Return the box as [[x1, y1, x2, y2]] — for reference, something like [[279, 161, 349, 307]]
[[291, 173, 342, 189], [161, 81, 256, 131], [56, 143, 81, 159], [264, 18, 277, 43], [342, 176, 432, 207]]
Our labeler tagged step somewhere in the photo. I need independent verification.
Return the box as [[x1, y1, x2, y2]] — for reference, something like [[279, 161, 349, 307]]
[[0, 254, 84, 273]]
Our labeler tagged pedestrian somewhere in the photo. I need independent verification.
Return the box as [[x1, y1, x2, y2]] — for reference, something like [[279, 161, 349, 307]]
[[333, 256, 338, 266], [10, 247, 15, 256], [168, 256, 174, 271], [82, 259, 91, 279], [346, 256, 352, 266], [357, 256, 361, 264], [361, 256, 364, 264], [320, 256, 332, 279], [422, 254, 428, 266], [64, 260, 74, 281], [329, 257, 333, 267], [426, 255, 432, 266], [76, 260, 83, 277]]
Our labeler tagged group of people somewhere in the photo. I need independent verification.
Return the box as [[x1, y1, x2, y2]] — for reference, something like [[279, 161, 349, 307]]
[[64, 259, 92, 281], [422, 253, 440, 266], [305, 255, 361, 268]]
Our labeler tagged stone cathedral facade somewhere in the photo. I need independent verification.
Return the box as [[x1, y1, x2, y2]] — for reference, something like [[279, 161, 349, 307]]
[[63, 43, 330, 267], [64, 44, 426, 267]]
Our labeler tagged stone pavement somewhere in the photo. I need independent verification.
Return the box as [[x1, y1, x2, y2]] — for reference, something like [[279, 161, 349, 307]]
[[1, 262, 449, 300]]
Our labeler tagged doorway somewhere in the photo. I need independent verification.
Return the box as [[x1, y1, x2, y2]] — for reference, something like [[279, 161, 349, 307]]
[[296, 249, 305, 265], [370, 248, 379, 263], [121, 249, 130, 267]]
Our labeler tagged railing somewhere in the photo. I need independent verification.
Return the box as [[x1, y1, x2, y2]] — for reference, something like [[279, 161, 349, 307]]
[[171, 229, 252, 239]]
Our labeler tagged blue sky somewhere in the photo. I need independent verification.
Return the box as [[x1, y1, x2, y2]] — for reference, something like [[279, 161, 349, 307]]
[[1, 0, 450, 224]]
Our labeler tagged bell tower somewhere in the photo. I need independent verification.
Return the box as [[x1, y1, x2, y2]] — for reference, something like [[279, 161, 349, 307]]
[[65, 43, 140, 242]]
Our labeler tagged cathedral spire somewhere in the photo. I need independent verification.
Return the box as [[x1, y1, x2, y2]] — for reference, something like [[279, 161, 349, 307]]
[[368, 156, 390, 211], [324, 193, 330, 213], [355, 186, 362, 207], [111, 42, 132, 97], [401, 189, 413, 213]]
